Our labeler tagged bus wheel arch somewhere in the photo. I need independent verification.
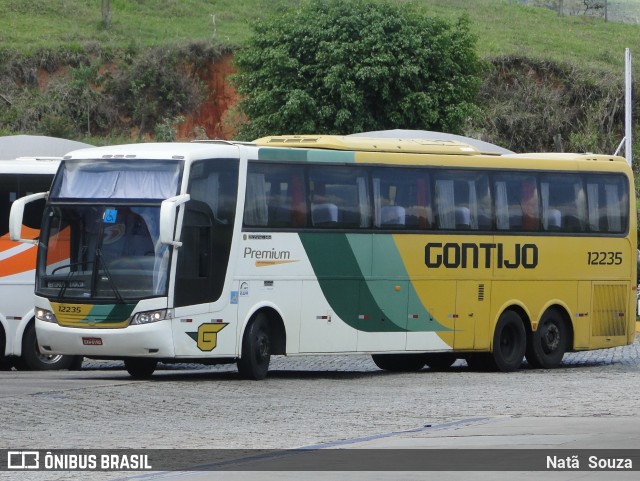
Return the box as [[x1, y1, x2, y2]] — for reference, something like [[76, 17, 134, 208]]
[[525, 305, 571, 369]]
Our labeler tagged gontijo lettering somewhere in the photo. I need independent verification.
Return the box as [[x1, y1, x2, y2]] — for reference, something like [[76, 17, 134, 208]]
[[425, 242, 538, 269]]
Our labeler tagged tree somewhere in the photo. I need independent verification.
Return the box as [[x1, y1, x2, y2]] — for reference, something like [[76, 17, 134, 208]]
[[232, 0, 481, 140]]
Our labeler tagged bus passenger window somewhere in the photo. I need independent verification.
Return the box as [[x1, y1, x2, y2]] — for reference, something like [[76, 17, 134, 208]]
[[244, 164, 307, 228], [586, 175, 628, 234], [494, 174, 539, 232], [435, 171, 491, 231], [309, 166, 370, 229], [541, 175, 587, 233], [372, 168, 432, 230]]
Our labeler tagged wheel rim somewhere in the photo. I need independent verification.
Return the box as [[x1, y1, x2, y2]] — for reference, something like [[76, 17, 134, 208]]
[[255, 333, 270, 364], [541, 322, 561, 354], [34, 341, 64, 365]]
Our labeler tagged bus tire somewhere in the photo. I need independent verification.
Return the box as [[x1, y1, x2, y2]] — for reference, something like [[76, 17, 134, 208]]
[[69, 356, 84, 370], [371, 354, 425, 372], [124, 358, 157, 379], [525, 308, 567, 369], [20, 322, 77, 371], [237, 313, 271, 380], [423, 353, 456, 370], [491, 310, 526, 372]]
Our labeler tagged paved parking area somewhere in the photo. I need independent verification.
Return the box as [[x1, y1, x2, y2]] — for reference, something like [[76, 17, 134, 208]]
[[1, 337, 639, 480]]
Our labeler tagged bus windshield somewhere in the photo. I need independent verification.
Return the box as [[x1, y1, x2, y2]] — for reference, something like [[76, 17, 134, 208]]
[[36, 159, 182, 301]]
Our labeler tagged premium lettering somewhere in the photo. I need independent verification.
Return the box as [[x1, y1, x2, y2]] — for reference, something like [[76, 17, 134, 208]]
[[243, 247, 291, 260]]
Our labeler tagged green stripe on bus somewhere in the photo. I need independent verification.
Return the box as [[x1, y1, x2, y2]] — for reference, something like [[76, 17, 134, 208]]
[[346, 234, 449, 333], [88, 304, 136, 323], [299, 233, 448, 333], [257, 148, 354, 163]]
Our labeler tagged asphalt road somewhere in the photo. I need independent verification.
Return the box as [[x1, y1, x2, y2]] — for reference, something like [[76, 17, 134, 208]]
[[1, 338, 639, 481]]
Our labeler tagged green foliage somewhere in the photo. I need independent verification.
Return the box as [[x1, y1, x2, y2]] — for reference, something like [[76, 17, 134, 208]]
[[0, 43, 226, 139], [473, 56, 626, 154], [154, 115, 185, 142], [232, 0, 482, 139]]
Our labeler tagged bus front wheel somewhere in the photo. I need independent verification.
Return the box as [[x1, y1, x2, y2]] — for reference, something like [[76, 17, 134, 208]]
[[237, 313, 271, 380], [124, 358, 157, 379], [19, 323, 81, 371], [371, 354, 425, 372], [491, 310, 526, 372], [525, 309, 567, 369]]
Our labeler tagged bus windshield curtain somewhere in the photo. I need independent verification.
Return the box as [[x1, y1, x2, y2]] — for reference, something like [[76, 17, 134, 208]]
[[59, 167, 179, 199]]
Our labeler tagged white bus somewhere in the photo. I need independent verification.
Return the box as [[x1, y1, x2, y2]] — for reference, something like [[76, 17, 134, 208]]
[[9, 137, 636, 379], [1, 156, 82, 370]]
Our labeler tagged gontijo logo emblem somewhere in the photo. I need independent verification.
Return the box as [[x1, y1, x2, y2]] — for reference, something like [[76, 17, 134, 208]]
[[186, 322, 228, 351]]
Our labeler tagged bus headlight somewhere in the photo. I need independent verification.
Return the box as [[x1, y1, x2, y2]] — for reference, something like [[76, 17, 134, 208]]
[[130, 309, 168, 325], [36, 308, 58, 323]]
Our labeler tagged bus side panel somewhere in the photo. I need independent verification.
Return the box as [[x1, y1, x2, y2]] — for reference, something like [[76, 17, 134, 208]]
[[405, 280, 455, 351], [0, 238, 39, 357], [299, 280, 358, 353], [235, 279, 302, 355], [172, 302, 238, 357]]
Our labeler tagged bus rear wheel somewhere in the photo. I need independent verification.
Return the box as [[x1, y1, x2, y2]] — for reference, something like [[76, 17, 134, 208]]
[[124, 358, 157, 379], [371, 354, 425, 372], [237, 313, 271, 380], [423, 353, 457, 370], [525, 309, 567, 369], [490, 310, 526, 372]]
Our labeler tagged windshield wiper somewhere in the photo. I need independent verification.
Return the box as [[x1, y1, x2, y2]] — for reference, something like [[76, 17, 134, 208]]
[[95, 249, 125, 304]]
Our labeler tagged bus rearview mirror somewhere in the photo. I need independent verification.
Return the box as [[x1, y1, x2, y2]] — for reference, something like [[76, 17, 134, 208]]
[[159, 194, 190, 247], [9, 192, 48, 244]]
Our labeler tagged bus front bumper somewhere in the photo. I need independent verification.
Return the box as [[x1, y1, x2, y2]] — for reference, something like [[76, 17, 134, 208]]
[[35, 319, 175, 358]]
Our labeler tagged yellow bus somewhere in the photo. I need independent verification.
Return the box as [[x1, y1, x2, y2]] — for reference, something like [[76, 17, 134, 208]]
[[10, 135, 636, 378]]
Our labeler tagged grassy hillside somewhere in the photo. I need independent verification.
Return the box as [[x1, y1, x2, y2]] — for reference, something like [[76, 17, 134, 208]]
[[0, 0, 639, 74], [1, 0, 639, 158]]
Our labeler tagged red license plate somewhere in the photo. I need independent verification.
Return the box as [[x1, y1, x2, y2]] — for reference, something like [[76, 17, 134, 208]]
[[82, 337, 103, 346]]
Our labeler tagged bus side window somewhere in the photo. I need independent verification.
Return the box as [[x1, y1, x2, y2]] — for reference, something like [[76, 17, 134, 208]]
[[309, 166, 370, 229], [494, 174, 539, 232], [372, 168, 432, 230], [244, 164, 307, 228], [586, 175, 628, 233], [435, 171, 491, 231], [541, 176, 587, 233]]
